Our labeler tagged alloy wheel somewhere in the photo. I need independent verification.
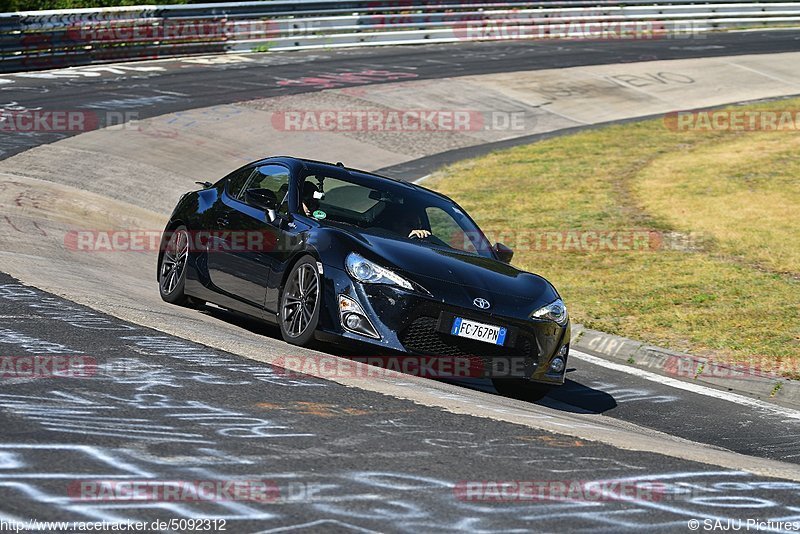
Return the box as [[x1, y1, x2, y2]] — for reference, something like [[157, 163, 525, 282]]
[[160, 229, 189, 295], [282, 263, 319, 338]]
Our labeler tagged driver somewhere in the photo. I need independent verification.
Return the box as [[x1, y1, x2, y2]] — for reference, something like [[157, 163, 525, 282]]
[[392, 211, 431, 239], [301, 180, 321, 217]]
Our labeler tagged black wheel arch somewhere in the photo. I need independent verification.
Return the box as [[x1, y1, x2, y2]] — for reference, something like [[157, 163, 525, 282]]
[[279, 246, 322, 291]]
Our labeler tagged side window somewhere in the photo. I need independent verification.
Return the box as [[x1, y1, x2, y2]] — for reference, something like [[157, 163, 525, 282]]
[[226, 166, 254, 199], [425, 206, 477, 254], [242, 165, 291, 211]]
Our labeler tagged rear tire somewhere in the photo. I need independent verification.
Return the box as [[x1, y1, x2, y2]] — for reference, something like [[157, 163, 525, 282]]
[[159, 226, 190, 305], [492, 378, 551, 402], [279, 256, 322, 347]]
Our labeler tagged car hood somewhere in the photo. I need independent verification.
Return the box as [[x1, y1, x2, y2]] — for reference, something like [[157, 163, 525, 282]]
[[327, 228, 560, 314]]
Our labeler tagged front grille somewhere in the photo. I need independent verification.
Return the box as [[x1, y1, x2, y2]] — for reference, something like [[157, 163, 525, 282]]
[[398, 316, 536, 362]]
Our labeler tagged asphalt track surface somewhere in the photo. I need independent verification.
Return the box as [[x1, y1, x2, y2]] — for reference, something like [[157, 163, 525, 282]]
[[2, 272, 800, 532], [2, 33, 800, 531]]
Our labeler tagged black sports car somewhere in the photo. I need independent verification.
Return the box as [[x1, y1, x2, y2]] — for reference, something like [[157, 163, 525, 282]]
[[158, 156, 570, 400]]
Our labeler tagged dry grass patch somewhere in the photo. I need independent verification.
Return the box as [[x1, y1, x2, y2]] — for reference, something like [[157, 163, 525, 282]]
[[427, 99, 800, 370]]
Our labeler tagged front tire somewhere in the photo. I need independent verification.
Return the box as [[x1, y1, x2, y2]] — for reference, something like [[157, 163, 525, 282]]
[[159, 226, 190, 305], [279, 256, 322, 346], [492, 378, 551, 402]]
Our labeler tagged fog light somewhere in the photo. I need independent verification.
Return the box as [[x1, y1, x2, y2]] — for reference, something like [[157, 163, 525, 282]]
[[345, 313, 362, 330], [338, 294, 380, 339], [549, 357, 566, 374]]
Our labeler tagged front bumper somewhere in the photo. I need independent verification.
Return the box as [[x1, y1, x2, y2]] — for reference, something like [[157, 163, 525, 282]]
[[316, 265, 570, 386]]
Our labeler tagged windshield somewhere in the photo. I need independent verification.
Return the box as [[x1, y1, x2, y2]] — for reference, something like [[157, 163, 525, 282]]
[[300, 171, 493, 258]]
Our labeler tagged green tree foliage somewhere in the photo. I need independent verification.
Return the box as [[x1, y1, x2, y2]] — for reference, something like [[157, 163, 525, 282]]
[[2, 0, 190, 12]]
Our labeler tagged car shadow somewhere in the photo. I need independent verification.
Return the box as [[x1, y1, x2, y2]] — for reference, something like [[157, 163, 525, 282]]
[[198, 305, 618, 413], [539, 376, 618, 414], [441, 373, 617, 414]]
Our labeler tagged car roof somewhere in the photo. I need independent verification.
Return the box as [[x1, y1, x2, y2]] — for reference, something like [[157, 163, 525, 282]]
[[254, 155, 452, 202]]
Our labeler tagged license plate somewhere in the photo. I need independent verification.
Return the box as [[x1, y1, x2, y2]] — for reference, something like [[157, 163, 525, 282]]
[[451, 317, 507, 346]]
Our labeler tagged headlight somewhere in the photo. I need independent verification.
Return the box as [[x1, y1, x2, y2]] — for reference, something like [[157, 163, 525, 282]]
[[531, 299, 568, 326], [345, 252, 412, 290]]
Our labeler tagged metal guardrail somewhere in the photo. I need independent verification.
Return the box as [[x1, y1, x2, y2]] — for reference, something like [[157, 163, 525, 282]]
[[2, 1, 800, 73]]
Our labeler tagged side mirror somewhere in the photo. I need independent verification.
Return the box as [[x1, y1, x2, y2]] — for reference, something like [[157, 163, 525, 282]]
[[493, 242, 514, 263]]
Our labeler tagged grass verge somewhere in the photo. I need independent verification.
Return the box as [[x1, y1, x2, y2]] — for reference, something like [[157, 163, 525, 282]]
[[427, 98, 800, 373]]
